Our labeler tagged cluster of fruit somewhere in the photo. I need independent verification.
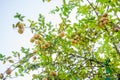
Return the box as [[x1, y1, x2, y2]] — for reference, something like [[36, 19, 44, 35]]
[[112, 24, 120, 32], [16, 22, 25, 34], [30, 34, 51, 49], [0, 68, 12, 79], [30, 34, 42, 43], [71, 35, 80, 44], [49, 70, 57, 76], [41, 70, 57, 80], [41, 41, 50, 49], [5, 68, 12, 75], [99, 13, 109, 28]]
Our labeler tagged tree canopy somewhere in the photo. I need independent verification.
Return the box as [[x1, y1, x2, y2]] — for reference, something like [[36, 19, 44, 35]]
[[1, 0, 120, 80]]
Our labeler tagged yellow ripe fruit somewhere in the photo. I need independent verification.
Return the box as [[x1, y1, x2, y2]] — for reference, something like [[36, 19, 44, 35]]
[[18, 23, 24, 29], [30, 37, 35, 43], [103, 20, 108, 24], [99, 17, 109, 23], [99, 17, 105, 22], [41, 45, 46, 49], [98, 22, 104, 28], [59, 32, 65, 37], [50, 71, 57, 76], [42, 77, 48, 80], [18, 29, 24, 34], [0, 73, 3, 79], [104, 18, 109, 21], [5, 68, 12, 75], [33, 34, 40, 39], [35, 40, 42, 44], [45, 42, 50, 47]]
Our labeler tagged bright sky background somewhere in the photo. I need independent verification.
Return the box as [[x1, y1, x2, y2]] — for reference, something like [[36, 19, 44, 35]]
[[0, 0, 62, 80]]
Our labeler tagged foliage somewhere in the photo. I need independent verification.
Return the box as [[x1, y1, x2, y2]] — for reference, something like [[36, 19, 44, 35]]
[[1, 0, 120, 80]]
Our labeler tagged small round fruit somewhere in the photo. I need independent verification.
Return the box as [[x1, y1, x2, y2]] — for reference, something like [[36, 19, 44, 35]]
[[30, 37, 35, 43], [104, 18, 109, 21], [33, 56, 37, 60], [45, 42, 50, 47], [35, 40, 42, 44], [102, 13, 108, 17], [72, 39, 77, 44], [42, 77, 48, 80], [59, 32, 65, 37], [18, 29, 24, 34], [0, 73, 3, 79], [33, 50, 37, 54], [6, 68, 12, 75], [103, 20, 108, 24], [18, 23, 24, 29], [98, 22, 104, 28], [99, 17, 105, 22], [34, 34, 40, 39], [41, 45, 46, 49], [50, 70, 57, 76]]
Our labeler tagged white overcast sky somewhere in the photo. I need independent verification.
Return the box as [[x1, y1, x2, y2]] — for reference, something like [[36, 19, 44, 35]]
[[0, 0, 62, 80]]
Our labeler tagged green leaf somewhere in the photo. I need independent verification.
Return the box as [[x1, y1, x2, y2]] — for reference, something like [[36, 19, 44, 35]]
[[18, 68, 24, 74], [21, 47, 29, 54], [15, 72, 18, 76], [106, 67, 111, 74], [96, 0, 110, 3], [104, 58, 110, 66], [6, 56, 12, 60], [0, 54, 5, 60], [3, 60, 6, 64], [14, 13, 21, 18], [9, 60, 14, 63], [105, 77, 110, 80], [14, 13, 25, 21]]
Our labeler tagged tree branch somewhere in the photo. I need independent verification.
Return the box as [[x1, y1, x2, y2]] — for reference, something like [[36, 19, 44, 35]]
[[86, 0, 98, 17], [104, 26, 120, 55], [2, 53, 34, 80], [69, 53, 104, 66]]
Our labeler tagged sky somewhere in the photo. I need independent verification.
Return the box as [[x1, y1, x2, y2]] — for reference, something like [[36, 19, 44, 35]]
[[0, 0, 62, 80]]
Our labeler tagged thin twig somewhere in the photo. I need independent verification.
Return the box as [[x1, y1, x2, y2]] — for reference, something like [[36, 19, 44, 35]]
[[86, 0, 98, 17], [106, 5, 109, 12], [113, 42, 120, 55], [69, 53, 104, 66], [116, 14, 120, 22], [90, 60, 94, 78], [95, 2, 99, 10]]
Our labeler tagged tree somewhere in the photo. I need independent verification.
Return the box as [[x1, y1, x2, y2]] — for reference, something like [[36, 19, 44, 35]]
[[0, 0, 120, 80]]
